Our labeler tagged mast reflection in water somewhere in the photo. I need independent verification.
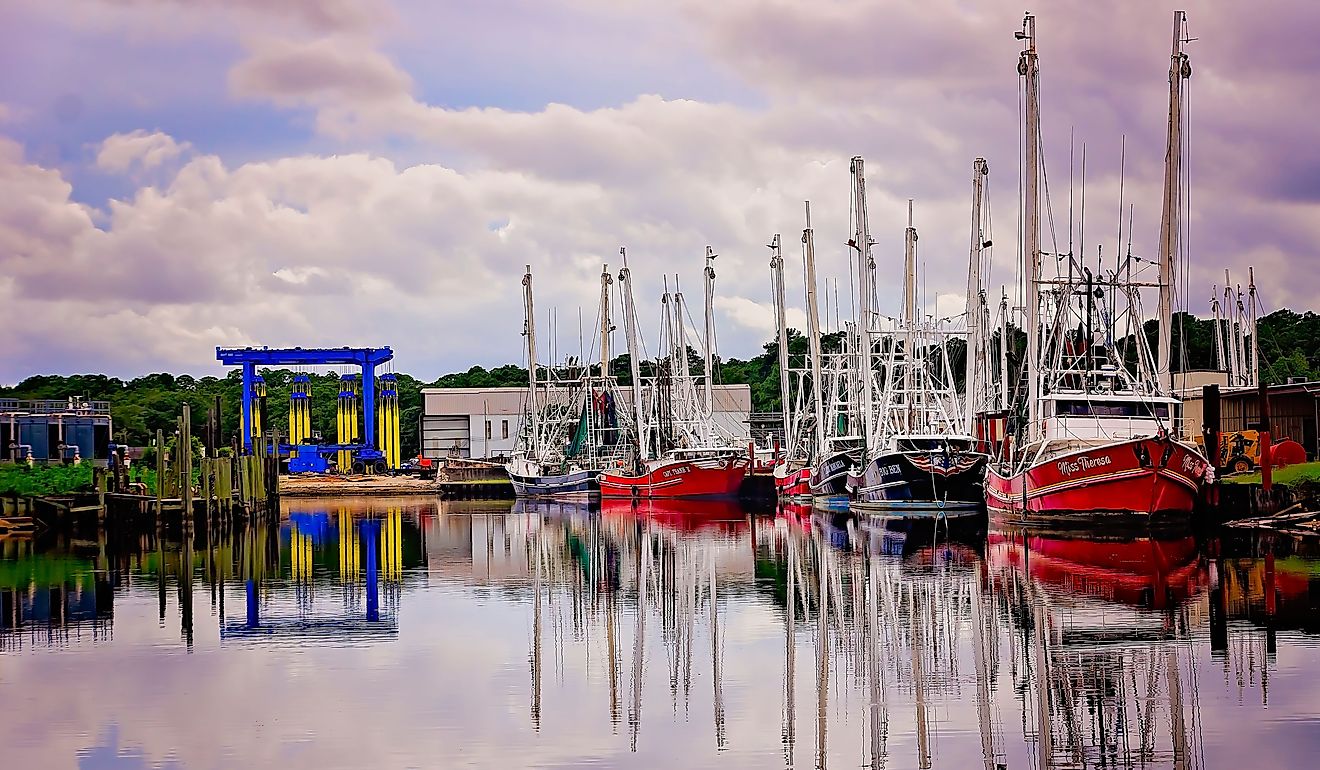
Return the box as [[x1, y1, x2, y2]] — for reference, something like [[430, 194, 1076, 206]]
[[2, 497, 1319, 769]]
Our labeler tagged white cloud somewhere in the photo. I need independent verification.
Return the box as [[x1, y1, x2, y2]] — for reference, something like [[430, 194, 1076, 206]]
[[96, 129, 191, 173], [934, 292, 968, 321], [715, 296, 808, 341], [5, 0, 1320, 384]]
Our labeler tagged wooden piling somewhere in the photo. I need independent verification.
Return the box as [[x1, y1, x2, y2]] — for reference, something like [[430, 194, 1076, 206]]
[[181, 403, 193, 523], [155, 428, 165, 519], [1203, 384, 1221, 467], [1259, 381, 1273, 493]]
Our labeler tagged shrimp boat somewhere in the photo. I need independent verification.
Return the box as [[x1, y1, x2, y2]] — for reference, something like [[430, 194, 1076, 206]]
[[600, 248, 750, 498], [845, 159, 988, 519], [984, 13, 1208, 526], [507, 264, 631, 498]]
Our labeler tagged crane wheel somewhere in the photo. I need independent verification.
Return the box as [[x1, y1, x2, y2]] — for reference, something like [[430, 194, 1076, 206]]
[[1227, 456, 1253, 474]]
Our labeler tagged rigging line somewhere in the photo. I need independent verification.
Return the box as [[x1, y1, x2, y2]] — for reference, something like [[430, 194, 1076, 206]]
[[1068, 127, 1075, 257], [1116, 134, 1127, 271], [984, 165, 995, 292], [1080, 142, 1087, 269], [1179, 38, 1194, 375], [1016, 64, 1026, 326], [1039, 129, 1063, 270]]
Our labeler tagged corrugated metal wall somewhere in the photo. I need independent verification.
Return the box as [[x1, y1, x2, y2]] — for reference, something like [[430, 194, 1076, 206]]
[[1221, 391, 1317, 458]]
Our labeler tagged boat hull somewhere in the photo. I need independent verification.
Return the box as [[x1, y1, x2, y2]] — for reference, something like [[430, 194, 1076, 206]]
[[507, 468, 599, 500], [849, 449, 988, 519], [985, 436, 1207, 528], [773, 465, 813, 500], [809, 450, 857, 508], [599, 456, 749, 499]]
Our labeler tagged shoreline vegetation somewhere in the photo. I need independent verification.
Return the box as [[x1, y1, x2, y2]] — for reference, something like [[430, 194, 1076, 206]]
[[1, 309, 1315, 480], [0, 463, 161, 497], [1222, 461, 1320, 487]]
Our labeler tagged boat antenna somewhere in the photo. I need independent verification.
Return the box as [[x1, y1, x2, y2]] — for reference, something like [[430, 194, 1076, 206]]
[[1115, 134, 1126, 271], [1068, 127, 1075, 257], [1079, 142, 1087, 271]]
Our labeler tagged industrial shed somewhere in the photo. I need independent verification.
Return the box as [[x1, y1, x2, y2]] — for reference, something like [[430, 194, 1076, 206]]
[[420, 385, 752, 460]]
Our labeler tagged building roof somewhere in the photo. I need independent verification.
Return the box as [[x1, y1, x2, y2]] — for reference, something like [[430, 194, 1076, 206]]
[[1186, 381, 1320, 400]]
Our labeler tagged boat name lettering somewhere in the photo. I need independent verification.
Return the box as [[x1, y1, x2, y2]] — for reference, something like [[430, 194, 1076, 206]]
[[1056, 454, 1112, 475], [877, 464, 902, 477], [662, 466, 690, 478]]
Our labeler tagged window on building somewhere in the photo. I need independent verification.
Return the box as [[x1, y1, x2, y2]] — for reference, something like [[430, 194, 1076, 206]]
[[485, 420, 492, 440], [501, 419, 509, 440]]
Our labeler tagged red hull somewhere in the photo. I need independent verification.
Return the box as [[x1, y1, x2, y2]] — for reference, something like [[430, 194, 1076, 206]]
[[986, 436, 1207, 524], [988, 530, 1203, 608], [773, 465, 812, 499], [602, 497, 745, 531], [600, 456, 749, 499]]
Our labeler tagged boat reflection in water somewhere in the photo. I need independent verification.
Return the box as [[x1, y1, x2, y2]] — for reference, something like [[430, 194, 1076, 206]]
[[3, 498, 1318, 769], [987, 526, 1206, 769], [516, 506, 1310, 769]]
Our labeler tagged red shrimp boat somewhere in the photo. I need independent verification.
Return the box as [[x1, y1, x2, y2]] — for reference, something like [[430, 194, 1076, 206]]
[[986, 405, 1209, 528], [985, 15, 1207, 527], [599, 448, 749, 499], [772, 463, 812, 500]]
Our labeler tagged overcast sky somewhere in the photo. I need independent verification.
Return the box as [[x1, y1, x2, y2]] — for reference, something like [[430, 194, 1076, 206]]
[[2, 0, 1315, 383]]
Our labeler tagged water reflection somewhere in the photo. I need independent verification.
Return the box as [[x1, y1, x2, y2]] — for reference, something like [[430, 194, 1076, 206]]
[[2, 500, 1319, 768]]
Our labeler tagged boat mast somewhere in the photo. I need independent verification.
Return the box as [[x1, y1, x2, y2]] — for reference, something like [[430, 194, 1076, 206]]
[[904, 199, 919, 433], [1225, 275, 1242, 385], [619, 248, 648, 460], [803, 202, 827, 461], [522, 265, 539, 457], [661, 278, 676, 452], [1156, 9, 1191, 392], [599, 263, 613, 378], [966, 159, 990, 431], [999, 288, 1010, 410], [1017, 13, 1041, 442], [675, 277, 690, 388], [851, 157, 876, 450], [770, 234, 792, 455], [704, 246, 718, 427], [1248, 266, 1259, 386], [1211, 286, 1226, 373]]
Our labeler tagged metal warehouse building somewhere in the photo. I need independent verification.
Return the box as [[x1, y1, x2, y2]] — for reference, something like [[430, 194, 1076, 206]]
[[1181, 379, 1320, 459], [420, 385, 753, 460], [1, 398, 113, 463]]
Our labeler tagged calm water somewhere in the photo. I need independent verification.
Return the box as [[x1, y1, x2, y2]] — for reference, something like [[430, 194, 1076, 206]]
[[3, 498, 1320, 769]]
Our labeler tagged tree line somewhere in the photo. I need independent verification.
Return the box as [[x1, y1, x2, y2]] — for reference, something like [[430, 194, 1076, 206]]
[[3, 310, 1314, 457]]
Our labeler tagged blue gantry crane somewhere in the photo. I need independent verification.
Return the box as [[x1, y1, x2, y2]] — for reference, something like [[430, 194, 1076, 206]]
[[216, 346, 396, 473]]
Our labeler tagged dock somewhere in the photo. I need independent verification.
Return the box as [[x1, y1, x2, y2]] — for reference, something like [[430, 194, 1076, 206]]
[[281, 474, 440, 498]]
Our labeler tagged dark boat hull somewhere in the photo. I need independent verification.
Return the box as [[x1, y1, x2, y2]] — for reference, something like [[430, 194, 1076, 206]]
[[810, 450, 858, 509], [508, 468, 599, 499], [850, 449, 988, 518]]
